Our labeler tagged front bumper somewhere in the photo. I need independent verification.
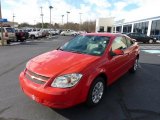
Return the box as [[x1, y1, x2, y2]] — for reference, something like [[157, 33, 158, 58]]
[[19, 72, 83, 109]]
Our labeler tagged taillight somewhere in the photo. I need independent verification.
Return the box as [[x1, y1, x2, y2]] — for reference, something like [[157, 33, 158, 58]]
[[5, 32, 8, 37]]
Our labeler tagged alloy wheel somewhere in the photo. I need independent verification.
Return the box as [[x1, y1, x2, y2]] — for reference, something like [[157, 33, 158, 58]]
[[134, 59, 138, 71], [92, 81, 104, 104], [149, 39, 153, 44]]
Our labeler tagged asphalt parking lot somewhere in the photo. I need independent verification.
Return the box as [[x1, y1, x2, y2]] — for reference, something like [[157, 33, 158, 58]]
[[0, 36, 160, 120]]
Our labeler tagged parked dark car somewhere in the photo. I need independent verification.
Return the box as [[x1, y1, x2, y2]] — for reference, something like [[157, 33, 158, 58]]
[[15, 29, 29, 42], [125, 33, 156, 43]]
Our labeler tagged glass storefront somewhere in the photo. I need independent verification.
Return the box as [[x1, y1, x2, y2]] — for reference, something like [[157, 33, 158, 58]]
[[116, 26, 122, 33], [150, 20, 160, 39], [151, 20, 160, 35], [123, 24, 132, 33], [133, 22, 148, 34], [113, 17, 160, 37]]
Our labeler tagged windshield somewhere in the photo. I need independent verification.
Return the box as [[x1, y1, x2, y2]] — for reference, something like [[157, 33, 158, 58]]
[[59, 35, 110, 56], [6, 28, 15, 33]]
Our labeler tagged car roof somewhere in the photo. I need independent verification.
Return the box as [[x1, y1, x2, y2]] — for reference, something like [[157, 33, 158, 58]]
[[83, 32, 122, 37]]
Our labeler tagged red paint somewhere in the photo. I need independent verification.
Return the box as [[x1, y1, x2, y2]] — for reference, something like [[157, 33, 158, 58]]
[[19, 33, 140, 108]]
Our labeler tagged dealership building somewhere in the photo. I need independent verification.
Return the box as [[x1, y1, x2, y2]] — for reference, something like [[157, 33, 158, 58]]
[[96, 16, 160, 39]]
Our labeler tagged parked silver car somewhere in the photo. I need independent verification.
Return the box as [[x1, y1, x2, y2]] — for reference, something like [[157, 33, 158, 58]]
[[60, 30, 78, 36]]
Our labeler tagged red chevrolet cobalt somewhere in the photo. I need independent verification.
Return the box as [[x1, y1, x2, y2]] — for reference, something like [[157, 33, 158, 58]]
[[19, 33, 140, 109]]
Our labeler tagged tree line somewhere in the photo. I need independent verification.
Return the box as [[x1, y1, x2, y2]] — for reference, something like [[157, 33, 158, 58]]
[[18, 21, 96, 33]]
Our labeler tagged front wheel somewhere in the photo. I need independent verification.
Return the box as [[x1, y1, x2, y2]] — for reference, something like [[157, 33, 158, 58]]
[[129, 58, 138, 73], [86, 77, 105, 107], [7, 40, 10, 45], [31, 35, 35, 39]]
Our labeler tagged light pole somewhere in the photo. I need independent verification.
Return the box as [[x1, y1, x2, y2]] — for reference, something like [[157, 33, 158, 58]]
[[66, 11, 70, 24], [0, 0, 4, 46], [40, 6, 44, 29], [79, 13, 82, 24], [34, 20, 36, 28], [79, 13, 82, 30], [49, 6, 53, 28], [13, 13, 15, 28], [61, 15, 64, 25]]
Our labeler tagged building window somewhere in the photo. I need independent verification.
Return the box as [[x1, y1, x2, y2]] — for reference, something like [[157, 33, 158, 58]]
[[133, 22, 148, 34], [99, 26, 104, 32], [151, 20, 160, 39], [116, 26, 122, 33], [123, 24, 132, 33], [107, 27, 112, 32], [151, 20, 160, 35]]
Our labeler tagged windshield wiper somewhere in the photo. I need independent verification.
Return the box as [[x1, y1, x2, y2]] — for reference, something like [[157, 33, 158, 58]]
[[68, 50, 86, 54]]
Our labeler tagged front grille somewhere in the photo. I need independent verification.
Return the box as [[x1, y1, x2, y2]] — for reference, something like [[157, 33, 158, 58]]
[[25, 69, 50, 84]]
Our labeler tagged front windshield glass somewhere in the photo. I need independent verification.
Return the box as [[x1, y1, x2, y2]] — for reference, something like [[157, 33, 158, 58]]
[[59, 35, 110, 56], [6, 28, 15, 33]]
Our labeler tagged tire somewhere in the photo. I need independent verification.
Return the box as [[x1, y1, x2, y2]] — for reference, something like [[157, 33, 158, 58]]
[[20, 39, 24, 42], [129, 58, 138, 73], [7, 40, 10, 45], [148, 39, 153, 44], [86, 77, 105, 107], [31, 35, 35, 39]]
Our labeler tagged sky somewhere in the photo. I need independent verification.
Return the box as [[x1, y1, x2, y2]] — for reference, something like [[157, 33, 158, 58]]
[[1, 0, 160, 25]]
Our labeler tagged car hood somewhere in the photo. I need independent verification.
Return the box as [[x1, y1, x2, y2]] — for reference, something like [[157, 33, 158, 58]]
[[26, 50, 99, 77]]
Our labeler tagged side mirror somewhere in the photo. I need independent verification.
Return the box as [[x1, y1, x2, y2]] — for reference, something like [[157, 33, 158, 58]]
[[110, 49, 124, 56], [132, 39, 137, 42]]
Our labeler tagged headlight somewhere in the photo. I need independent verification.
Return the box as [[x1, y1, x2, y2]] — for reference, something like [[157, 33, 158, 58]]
[[51, 73, 83, 88]]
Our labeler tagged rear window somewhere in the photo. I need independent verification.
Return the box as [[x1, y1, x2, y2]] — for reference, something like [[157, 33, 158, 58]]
[[6, 28, 15, 33]]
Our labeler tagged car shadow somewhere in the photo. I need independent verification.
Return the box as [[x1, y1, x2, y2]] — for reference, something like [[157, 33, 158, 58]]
[[51, 62, 160, 120]]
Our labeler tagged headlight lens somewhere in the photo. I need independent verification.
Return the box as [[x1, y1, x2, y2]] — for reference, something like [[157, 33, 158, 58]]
[[51, 73, 83, 88]]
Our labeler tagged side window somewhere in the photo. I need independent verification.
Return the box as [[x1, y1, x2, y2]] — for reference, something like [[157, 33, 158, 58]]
[[111, 37, 127, 51], [125, 37, 134, 47]]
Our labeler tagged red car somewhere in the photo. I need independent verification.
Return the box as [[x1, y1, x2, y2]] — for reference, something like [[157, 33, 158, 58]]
[[19, 33, 140, 109]]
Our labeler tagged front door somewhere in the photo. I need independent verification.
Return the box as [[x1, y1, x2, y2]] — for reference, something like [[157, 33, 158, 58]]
[[107, 36, 129, 84]]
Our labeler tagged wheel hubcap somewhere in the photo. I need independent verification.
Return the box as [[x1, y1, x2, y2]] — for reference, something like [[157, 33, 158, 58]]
[[149, 40, 153, 43], [92, 82, 104, 104], [134, 59, 138, 71]]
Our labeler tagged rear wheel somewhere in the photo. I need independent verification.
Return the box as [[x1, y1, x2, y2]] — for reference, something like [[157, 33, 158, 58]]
[[148, 39, 153, 44], [129, 58, 138, 73], [86, 77, 105, 107]]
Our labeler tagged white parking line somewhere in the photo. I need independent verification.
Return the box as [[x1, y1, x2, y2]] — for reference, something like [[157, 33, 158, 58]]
[[141, 50, 160, 54], [10, 42, 21, 45], [140, 46, 160, 50]]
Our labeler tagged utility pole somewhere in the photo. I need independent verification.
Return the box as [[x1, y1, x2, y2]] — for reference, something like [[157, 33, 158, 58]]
[[0, 0, 4, 46], [40, 6, 44, 29], [61, 15, 64, 25]]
